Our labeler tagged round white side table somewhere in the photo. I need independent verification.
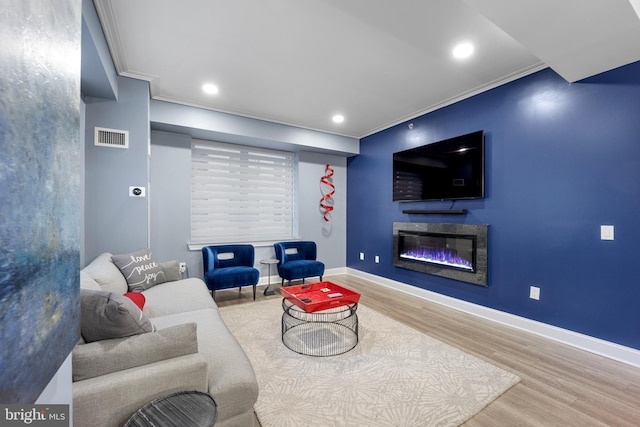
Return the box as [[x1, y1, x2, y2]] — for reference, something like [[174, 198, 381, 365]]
[[260, 258, 279, 296]]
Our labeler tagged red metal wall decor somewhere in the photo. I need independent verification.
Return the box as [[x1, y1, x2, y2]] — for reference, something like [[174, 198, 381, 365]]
[[320, 164, 335, 222]]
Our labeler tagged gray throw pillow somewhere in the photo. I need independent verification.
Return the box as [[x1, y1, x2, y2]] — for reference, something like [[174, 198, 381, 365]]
[[159, 260, 182, 282], [111, 248, 167, 292], [80, 289, 155, 343]]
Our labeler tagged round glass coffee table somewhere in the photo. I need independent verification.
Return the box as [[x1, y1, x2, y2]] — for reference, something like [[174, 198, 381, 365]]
[[281, 298, 358, 357], [124, 391, 217, 427]]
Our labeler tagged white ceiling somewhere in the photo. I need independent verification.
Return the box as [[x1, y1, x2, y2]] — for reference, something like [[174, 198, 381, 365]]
[[93, 0, 640, 139]]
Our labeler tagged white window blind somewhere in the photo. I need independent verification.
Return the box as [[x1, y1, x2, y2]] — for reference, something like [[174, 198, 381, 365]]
[[191, 139, 295, 243]]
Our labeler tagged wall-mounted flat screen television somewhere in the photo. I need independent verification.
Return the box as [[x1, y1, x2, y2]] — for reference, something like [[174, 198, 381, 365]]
[[393, 130, 484, 202]]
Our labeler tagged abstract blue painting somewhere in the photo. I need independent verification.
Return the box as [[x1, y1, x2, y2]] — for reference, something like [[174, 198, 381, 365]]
[[0, 0, 81, 403]]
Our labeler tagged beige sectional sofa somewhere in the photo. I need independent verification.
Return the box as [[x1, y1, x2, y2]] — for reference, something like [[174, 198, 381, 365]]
[[73, 252, 259, 427]]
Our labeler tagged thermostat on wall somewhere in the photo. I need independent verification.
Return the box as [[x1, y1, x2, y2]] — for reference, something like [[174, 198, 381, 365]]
[[129, 186, 146, 197]]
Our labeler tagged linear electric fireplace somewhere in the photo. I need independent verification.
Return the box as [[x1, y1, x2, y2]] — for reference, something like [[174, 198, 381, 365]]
[[393, 222, 488, 286]]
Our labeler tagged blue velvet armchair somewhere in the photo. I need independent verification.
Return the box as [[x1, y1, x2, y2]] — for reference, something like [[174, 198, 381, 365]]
[[202, 244, 260, 300], [274, 241, 324, 286]]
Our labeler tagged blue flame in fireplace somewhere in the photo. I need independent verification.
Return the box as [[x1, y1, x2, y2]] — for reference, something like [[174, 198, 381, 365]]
[[400, 246, 473, 271]]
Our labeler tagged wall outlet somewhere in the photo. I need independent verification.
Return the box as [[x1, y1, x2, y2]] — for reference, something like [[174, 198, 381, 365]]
[[179, 262, 187, 273], [600, 225, 614, 240], [375, 255, 380, 264], [529, 286, 540, 300], [359, 252, 365, 261]]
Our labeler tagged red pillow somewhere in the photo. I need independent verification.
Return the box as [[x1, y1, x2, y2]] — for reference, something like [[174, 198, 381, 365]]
[[123, 292, 146, 310]]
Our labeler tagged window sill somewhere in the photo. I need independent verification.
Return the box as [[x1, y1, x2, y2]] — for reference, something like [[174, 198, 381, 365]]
[[187, 238, 300, 251]]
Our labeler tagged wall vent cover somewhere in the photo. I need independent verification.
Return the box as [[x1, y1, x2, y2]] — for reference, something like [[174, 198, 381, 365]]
[[95, 127, 129, 148]]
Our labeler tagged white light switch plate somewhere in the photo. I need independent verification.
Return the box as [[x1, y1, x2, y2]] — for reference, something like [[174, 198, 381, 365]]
[[600, 225, 614, 240]]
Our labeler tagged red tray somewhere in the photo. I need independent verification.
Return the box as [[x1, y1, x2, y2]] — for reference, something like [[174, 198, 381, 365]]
[[280, 281, 360, 313]]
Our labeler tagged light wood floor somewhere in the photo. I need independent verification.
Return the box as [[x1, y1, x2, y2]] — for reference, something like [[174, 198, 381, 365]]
[[215, 274, 640, 427]]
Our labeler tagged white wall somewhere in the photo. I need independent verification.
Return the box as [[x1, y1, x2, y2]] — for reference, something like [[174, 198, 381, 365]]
[[151, 99, 359, 156], [297, 151, 347, 270], [83, 77, 151, 264], [149, 131, 348, 281]]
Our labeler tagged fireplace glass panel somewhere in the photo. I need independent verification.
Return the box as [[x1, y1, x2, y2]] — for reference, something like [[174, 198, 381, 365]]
[[398, 231, 476, 273]]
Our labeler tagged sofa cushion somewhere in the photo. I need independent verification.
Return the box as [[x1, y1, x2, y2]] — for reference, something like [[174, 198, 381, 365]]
[[151, 309, 259, 421], [80, 270, 101, 291], [72, 322, 199, 382], [83, 252, 128, 294], [159, 260, 182, 282], [111, 248, 167, 292], [142, 278, 217, 318], [80, 289, 154, 343]]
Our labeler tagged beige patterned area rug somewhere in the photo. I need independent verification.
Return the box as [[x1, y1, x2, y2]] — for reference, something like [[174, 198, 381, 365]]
[[219, 298, 519, 427]]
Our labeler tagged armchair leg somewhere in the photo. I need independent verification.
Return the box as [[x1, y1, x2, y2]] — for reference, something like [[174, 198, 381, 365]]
[[281, 278, 285, 287], [302, 278, 305, 284], [252, 285, 256, 301], [320, 275, 323, 282]]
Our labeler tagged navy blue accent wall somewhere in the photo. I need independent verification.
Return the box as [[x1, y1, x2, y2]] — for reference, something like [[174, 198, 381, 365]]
[[347, 62, 640, 350]]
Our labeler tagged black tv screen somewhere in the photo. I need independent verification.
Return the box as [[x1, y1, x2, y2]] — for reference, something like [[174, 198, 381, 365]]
[[393, 130, 484, 202]]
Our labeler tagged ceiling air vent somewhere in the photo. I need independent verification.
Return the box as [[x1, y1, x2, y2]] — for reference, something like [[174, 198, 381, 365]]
[[94, 127, 129, 148]]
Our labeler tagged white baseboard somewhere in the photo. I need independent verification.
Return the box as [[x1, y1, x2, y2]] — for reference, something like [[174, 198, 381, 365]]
[[257, 267, 347, 288], [345, 268, 640, 368], [324, 267, 348, 277]]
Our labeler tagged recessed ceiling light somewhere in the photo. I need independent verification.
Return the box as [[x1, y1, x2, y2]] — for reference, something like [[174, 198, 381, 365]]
[[452, 42, 474, 59], [202, 83, 219, 95], [332, 114, 345, 124]]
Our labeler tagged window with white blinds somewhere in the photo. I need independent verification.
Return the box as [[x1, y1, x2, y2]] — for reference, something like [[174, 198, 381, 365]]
[[191, 139, 296, 243]]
